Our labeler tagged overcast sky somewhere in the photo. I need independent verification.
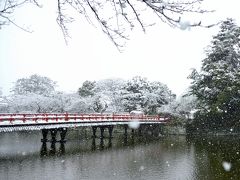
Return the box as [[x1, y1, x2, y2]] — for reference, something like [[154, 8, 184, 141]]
[[0, 0, 239, 96]]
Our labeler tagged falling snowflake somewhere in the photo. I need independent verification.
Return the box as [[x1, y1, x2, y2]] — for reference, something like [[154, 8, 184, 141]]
[[222, 161, 231, 171], [179, 20, 191, 30], [139, 166, 145, 171], [128, 120, 140, 129]]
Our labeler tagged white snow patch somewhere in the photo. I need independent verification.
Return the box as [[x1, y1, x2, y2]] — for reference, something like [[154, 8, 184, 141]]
[[222, 161, 231, 171], [179, 20, 191, 30], [139, 166, 145, 171], [128, 120, 140, 129]]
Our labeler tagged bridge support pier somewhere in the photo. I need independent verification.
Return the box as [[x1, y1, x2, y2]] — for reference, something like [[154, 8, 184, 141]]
[[123, 125, 128, 145], [59, 128, 67, 143], [92, 126, 97, 138], [138, 126, 142, 136], [41, 128, 68, 143], [124, 125, 128, 136], [131, 129, 135, 135], [108, 125, 114, 138], [108, 136, 112, 148], [41, 129, 49, 142], [100, 126, 105, 138], [50, 129, 58, 143]]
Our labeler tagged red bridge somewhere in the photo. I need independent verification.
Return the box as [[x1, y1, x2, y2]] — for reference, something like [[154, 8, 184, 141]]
[[0, 113, 170, 143]]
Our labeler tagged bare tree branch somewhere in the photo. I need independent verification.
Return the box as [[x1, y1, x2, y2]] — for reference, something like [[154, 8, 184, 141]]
[[125, 0, 145, 32], [0, 0, 215, 50], [0, 0, 39, 31], [57, 0, 73, 44]]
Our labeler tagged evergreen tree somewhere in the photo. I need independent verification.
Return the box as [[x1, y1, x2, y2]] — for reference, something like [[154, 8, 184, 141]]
[[78, 80, 96, 97], [189, 18, 240, 130], [121, 76, 149, 112], [121, 76, 174, 114]]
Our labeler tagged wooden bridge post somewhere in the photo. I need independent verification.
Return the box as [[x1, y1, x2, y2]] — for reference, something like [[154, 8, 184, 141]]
[[100, 137, 104, 150], [131, 129, 135, 135], [59, 128, 67, 143], [138, 125, 142, 136], [100, 126, 105, 138], [50, 129, 58, 143], [108, 137, 112, 148], [123, 125, 128, 145], [124, 125, 128, 136], [41, 129, 49, 142], [150, 125, 154, 136], [91, 137, 96, 151], [108, 125, 114, 138], [92, 126, 97, 138]]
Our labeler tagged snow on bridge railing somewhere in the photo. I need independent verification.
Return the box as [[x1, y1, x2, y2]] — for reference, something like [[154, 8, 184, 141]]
[[0, 113, 170, 124]]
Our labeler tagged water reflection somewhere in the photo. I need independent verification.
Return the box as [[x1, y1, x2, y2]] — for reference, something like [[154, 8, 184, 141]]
[[0, 131, 240, 179], [91, 137, 113, 151], [40, 142, 66, 157], [187, 135, 240, 180]]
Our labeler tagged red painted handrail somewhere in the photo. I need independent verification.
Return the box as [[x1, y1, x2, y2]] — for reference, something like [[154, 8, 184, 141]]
[[0, 113, 170, 123]]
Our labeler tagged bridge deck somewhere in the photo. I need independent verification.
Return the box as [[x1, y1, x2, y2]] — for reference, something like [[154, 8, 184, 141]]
[[0, 113, 169, 132]]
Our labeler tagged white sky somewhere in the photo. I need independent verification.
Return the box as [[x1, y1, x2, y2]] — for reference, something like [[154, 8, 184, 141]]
[[0, 0, 239, 96]]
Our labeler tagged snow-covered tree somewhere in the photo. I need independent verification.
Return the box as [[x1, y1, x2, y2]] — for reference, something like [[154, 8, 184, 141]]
[[175, 95, 197, 118], [6, 94, 51, 113], [6, 75, 64, 113], [1, 0, 213, 49], [65, 95, 90, 113], [0, 87, 9, 113], [78, 80, 96, 97], [146, 81, 175, 114], [50, 92, 78, 113], [94, 79, 126, 112], [89, 95, 108, 113], [121, 76, 149, 112], [121, 76, 174, 114], [12, 74, 56, 96], [189, 18, 240, 129], [78, 78, 126, 113]]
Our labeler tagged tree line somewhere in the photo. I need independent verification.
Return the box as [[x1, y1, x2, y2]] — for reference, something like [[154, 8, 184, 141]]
[[0, 75, 186, 115]]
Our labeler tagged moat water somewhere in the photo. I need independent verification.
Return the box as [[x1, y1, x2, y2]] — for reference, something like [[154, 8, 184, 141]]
[[0, 129, 240, 180]]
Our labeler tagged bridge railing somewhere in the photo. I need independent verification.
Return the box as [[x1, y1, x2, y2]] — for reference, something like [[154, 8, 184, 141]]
[[0, 113, 170, 124]]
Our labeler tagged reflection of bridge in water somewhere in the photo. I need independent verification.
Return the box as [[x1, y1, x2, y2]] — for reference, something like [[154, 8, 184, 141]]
[[0, 113, 170, 143], [40, 132, 160, 157]]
